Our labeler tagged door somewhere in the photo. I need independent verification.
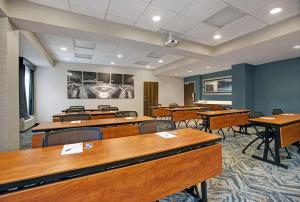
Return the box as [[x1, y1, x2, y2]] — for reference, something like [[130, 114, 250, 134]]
[[184, 82, 195, 106], [144, 82, 158, 116]]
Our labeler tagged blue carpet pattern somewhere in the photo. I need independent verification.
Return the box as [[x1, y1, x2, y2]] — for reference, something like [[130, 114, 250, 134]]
[[20, 126, 300, 202]]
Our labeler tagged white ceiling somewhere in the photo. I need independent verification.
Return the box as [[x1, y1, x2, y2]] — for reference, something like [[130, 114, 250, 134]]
[[37, 33, 184, 69], [28, 0, 300, 46]]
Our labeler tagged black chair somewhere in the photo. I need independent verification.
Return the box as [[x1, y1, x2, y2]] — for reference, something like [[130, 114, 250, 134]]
[[199, 108, 212, 131], [139, 120, 176, 135], [169, 103, 179, 108], [98, 105, 110, 111], [115, 111, 138, 118], [61, 114, 91, 122], [102, 107, 119, 112], [66, 106, 85, 113], [272, 108, 284, 115], [43, 127, 103, 147]]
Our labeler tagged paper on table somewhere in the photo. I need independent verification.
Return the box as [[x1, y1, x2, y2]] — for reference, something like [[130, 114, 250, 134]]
[[61, 143, 83, 155], [281, 113, 295, 116], [124, 117, 135, 120], [156, 132, 177, 139], [70, 120, 81, 124], [261, 117, 275, 120]]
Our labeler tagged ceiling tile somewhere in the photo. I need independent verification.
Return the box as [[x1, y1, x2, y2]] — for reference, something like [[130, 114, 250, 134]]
[[180, 0, 227, 21], [95, 42, 117, 52], [28, 0, 69, 10], [251, 0, 300, 24], [231, 0, 274, 13], [163, 15, 199, 34], [70, 0, 109, 19], [74, 47, 94, 55], [135, 5, 177, 32], [221, 15, 266, 36], [151, 0, 193, 12], [108, 0, 148, 22], [180, 22, 218, 42], [106, 13, 135, 26]]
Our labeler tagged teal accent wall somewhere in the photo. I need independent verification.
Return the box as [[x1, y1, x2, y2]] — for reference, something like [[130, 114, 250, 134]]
[[254, 57, 300, 115]]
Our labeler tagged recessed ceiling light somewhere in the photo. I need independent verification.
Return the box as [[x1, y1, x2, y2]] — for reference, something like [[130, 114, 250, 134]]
[[117, 54, 123, 58], [205, 66, 212, 69], [293, 45, 300, 49], [188, 70, 193, 73], [214, 34, 222, 40], [158, 59, 163, 63], [270, 7, 282, 15], [110, 61, 115, 65], [64, 57, 70, 61], [61, 47, 67, 51], [146, 65, 150, 69], [152, 16, 161, 22]]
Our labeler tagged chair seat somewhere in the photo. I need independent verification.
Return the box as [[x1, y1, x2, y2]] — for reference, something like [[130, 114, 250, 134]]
[[159, 191, 199, 202]]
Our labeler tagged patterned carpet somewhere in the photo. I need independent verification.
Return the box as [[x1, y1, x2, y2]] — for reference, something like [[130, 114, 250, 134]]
[[20, 126, 300, 202]]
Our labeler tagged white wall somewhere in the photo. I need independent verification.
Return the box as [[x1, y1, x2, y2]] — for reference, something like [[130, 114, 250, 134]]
[[35, 62, 184, 122]]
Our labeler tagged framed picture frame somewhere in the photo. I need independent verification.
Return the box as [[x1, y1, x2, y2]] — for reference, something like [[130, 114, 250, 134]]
[[202, 76, 232, 95]]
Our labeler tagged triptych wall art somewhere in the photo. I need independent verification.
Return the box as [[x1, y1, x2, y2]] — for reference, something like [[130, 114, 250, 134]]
[[67, 70, 134, 99]]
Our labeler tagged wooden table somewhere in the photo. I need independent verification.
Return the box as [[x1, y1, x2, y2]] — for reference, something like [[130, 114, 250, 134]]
[[193, 101, 232, 111], [167, 107, 203, 127], [0, 128, 222, 202], [52, 111, 116, 122], [62, 108, 103, 112], [250, 113, 300, 169], [32, 116, 154, 133], [197, 109, 250, 138]]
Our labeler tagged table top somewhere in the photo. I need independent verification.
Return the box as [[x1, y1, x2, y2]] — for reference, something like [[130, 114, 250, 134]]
[[53, 111, 116, 117], [32, 116, 154, 132], [0, 128, 221, 187], [250, 113, 300, 126], [166, 107, 203, 111], [62, 108, 103, 112], [197, 109, 250, 116]]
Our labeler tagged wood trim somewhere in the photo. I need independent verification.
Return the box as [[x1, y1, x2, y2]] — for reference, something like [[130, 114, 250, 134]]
[[210, 113, 248, 130], [0, 144, 222, 202], [280, 122, 300, 147]]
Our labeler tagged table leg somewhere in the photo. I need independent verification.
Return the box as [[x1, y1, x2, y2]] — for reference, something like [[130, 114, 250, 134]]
[[201, 181, 207, 202]]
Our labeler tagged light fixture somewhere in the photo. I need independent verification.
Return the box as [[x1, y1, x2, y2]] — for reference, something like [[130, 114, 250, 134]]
[[158, 59, 163, 63], [60, 47, 67, 51], [293, 45, 300, 49], [64, 57, 70, 61], [205, 66, 212, 69], [110, 61, 115, 65], [146, 65, 150, 69], [214, 34, 222, 40], [270, 7, 282, 15], [117, 54, 123, 58], [188, 70, 192, 73], [152, 15, 161, 22]]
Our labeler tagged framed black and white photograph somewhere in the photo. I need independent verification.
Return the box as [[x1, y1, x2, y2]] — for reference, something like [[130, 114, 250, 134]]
[[67, 70, 82, 99], [203, 76, 232, 95], [82, 71, 97, 99], [110, 73, 124, 98], [122, 74, 134, 99], [97, 72, 111, 99]]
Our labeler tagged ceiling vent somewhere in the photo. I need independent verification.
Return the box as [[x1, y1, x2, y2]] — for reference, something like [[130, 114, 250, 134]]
[[146, 52, 165, 59], [75, 53, 92, 60], [204, 6, 245, 28], [74, 39, 96, 49], [134, 61, 149, 65]]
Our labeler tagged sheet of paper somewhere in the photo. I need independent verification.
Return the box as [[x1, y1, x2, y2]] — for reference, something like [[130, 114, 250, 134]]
[[281, 113, 295, 116], [70, 120, 81, 124], [124, 117, 135, 120], [61, 143, 83, 155], [261, 117, 275, 120], [156, 132, 177, 139]]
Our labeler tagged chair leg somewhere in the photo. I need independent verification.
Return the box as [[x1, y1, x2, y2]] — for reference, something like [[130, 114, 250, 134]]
[[257, 140, 265, 150], [285, 147, 292, 159], [242, 136, 260, 154], [218, 129, 226, 140]]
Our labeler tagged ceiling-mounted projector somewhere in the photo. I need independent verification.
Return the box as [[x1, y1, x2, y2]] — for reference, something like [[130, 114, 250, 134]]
[[164, 32, 179, 47]]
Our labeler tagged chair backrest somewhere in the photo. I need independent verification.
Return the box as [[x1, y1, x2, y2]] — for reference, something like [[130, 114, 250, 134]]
[[169, 103, 179, 108], [248, 111, 264, 119], [102, 106, 119, 112], [61, 113, 91, 122], [115, 111, 138, 118], [98, 105, 110, 110], [43, 127, 103, 147], [139, 120, 176, 135], [272, 108, 284, 115], [67, 106, 85, 113]]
